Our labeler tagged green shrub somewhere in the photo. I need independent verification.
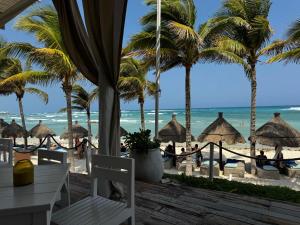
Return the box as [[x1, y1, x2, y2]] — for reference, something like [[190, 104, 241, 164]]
[[163, 173, 300, 204], [125, 129, 160, 154]]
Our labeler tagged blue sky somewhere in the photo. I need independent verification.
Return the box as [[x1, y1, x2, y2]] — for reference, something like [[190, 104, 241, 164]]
[[0, 0, 300, 114]]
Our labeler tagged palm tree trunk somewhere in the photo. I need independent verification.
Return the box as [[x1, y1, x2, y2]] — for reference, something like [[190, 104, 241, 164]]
[[86, 109, 92, 175], [62, 83, 74, 169], [18, 97, 27, 149], [185, 65, 192, 176], [250, 64, 257, 174], [140, 100, 145, 130]]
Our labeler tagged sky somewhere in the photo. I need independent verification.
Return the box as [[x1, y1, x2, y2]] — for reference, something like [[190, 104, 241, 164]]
[[0, 0, 300, 114]]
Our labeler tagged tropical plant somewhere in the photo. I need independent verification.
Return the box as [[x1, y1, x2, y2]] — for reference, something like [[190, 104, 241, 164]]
[[265, 19, 300, 64], [118, 57, 156, 130], [60, 84, 98, 174], [3, 6, 81, 165], [208, 0, 274, 173], [125, 129, 160, 154], [0, 58, 48, 148], [127, 0, 240, 175]]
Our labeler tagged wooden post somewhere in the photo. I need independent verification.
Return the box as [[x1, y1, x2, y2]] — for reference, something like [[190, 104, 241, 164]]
[[219, 141, 223, 170], [46, 136, 51, 151], [209, 143, 214, 181]]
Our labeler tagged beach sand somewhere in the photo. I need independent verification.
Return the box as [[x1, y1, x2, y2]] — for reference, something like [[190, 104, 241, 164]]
[[13, 137, 300, 191]]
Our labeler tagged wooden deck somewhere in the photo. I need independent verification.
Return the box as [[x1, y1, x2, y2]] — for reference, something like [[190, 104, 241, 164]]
[[67, 173, 300, 225]]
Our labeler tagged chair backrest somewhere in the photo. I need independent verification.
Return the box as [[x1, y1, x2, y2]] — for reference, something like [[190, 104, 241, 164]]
[[38, 149, 67, 165], [91, 155, 135, 207], [0, 138, 13, 166]]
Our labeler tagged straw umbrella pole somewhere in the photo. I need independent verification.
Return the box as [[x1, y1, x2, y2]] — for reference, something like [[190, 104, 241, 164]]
[[198, 112, 246, 169]]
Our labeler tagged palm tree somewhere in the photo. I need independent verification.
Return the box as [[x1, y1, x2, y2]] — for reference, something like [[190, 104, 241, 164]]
[[118, 57, 156, 130], [0, 58, 48, 148], [60, 84, 98, 174], [208, 0, 273, 173], [265, 19, 300, 64], [128, 0, 241, 175], [4, 6, 80, 165]]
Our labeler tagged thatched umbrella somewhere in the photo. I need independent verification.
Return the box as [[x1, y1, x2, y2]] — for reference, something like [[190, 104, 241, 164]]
[[96, 126, 128, 139], [2, 119, 27, 146], [0, 118, 8, 136], [255, 112, 300, 147], [198, 112, 246, 169], [158, 114, 195, 163], [60, 121, 88, 139], [29, 120, 56, 144], [120, 126, 128, 137]]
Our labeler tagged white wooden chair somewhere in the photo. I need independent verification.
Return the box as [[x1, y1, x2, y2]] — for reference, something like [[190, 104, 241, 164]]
[[38, 149, 67, 165], [52, 155, 135, 225], [0, 138, 13, 167], [38, 149, 70, 207]]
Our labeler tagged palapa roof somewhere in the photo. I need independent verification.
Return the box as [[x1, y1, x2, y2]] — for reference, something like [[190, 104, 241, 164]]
[[120, 126, 128, 137], [158, 114, 195, 143], [198, 112, 246, 145], [29, 120, 56, 139], [60, 121, 88, 139], [96, 126, 128, 138], [0, 118, 8, 134], [0, 0, 37, 28], [255, 112, 300, 147], [2, 119, 27, 138]]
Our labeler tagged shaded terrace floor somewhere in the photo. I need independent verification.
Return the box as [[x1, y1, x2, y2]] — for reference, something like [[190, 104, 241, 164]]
[[66, 173, 300, 225]]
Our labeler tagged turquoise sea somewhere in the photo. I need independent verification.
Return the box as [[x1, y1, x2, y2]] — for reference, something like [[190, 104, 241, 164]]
[[1, 106, 300, 140]]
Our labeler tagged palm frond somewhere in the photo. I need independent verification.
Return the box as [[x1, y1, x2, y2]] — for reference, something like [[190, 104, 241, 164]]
[[25, 87, 48, 104]]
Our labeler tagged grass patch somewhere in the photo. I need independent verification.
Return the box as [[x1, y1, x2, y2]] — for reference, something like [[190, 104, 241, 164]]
[[163, 173, 300, 204]]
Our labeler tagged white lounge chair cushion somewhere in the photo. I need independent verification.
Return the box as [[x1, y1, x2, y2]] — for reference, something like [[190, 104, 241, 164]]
[[225, 163, 237, 168], [263, 165, 278, 171], [52, 196, 131, 225], [202, 160, 218, 166], [290, 164, 300, 169]]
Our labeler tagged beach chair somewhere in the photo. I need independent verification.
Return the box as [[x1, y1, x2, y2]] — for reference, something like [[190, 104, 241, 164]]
[[0, 138, 13, 167], [256, 165, 280, 180], [52, 155, 135, 225], [38, 149, 70, 207], [200, 160, 220, 176], [285, 161, 300, 178], [38, 148, 67, 165], [223, 159, 245, 178]]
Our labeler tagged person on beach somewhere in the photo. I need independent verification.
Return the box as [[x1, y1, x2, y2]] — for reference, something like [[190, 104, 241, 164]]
[[75, 138, 83, 159], [177, 148, 186, 163], [120, 143, 127, 152], [193, 144, 203, 167], [256, 150, 268, 167], [274, 145, 284, 171], [164, 144, 176, 166]]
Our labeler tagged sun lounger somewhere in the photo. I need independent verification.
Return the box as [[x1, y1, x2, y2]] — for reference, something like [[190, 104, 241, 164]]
[[200, 160, 220, 176], [177, 159, 197, 172], [256, 165, 280, 180], [285, 161, 300, 178], [223, 159, 245, 178]]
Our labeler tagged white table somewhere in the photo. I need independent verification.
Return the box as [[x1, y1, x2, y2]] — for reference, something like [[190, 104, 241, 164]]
[[0, 164, 70, 225]]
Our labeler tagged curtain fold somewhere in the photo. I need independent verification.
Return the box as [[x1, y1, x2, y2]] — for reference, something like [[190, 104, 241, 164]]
[[53, 0, 128, 156]]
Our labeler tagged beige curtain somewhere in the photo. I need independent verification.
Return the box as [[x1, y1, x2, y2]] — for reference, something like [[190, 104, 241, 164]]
[[53, 0, 128, 156]]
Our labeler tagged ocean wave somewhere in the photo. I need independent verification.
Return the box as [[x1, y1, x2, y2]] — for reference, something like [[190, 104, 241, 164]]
[[120, 119, 138, 123], [27, 118, 48, 121], [90, 120, 99, 123], [147, 120, 163, 123], [51, 119, 67, 122], [282, 107, 300, 111], [147, 112, 165, 115]]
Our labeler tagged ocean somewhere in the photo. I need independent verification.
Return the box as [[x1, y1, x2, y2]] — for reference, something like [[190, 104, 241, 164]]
[[1, 106, 300, 140]]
